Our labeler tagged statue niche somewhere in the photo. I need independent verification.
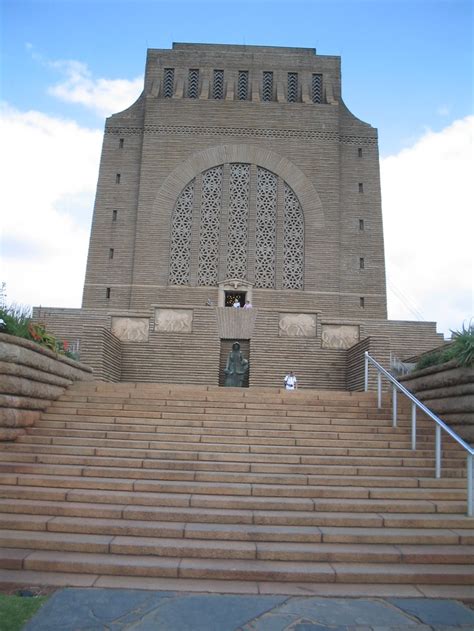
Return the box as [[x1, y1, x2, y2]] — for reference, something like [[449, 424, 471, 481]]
[[224, 341, 249, 387]]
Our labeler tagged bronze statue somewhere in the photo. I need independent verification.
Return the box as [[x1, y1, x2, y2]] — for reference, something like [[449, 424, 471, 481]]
[[224, 341, 249, 387]]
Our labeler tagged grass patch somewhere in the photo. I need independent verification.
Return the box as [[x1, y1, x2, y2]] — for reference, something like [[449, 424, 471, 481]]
[[0, 593, 48, 631]]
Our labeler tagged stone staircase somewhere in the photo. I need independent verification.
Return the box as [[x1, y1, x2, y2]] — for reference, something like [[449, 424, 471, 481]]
[[0, 381, 473, 596]]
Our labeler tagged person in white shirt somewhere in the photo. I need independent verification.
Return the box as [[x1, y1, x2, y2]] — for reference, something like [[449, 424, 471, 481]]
[[284, 371, 297, 390], [233, 298, 241, 308]]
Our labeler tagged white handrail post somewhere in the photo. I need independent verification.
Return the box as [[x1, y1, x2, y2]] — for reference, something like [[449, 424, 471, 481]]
[[364, 352, 369, 392], [467, 454, 473, 517], [435, 424, 441, 479], [411, 403, 417, 451], [377, 372, 382, 409], [392, 384, 397, 428]]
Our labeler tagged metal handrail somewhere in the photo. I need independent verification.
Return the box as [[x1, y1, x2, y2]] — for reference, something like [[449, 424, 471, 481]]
[[364, 351, 473, 517]]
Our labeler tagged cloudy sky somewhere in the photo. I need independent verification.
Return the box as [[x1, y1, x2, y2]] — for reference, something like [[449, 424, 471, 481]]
[[1, 0, 473, 337]]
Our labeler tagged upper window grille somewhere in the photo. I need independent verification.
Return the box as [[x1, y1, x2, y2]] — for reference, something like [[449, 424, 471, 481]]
[[238, 71, 249, 100], [213, 70, 224, 100], [188, 69, 199, 99], [312, 74, 322, 103], [262, 72, 274, 101], [163, 68, 175, 98], [287, 73, 298, 102]]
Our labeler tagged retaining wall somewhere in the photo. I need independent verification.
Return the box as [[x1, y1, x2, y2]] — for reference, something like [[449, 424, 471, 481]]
[[0, 333, 93, 441]]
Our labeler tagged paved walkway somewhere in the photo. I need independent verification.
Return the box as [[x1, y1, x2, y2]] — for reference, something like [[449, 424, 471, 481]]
[[24, 588, 474, 630]]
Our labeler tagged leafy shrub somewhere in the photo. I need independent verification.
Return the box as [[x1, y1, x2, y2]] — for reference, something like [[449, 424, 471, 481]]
[[450, 321, 474, 367], [0, 302, 78, 360], [415, 322, 473, 370], [0, 304, 33, 340]]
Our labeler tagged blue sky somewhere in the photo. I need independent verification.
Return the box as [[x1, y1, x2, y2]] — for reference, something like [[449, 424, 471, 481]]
[[3, 0, 473, 155], [1, 0, 473, 335]]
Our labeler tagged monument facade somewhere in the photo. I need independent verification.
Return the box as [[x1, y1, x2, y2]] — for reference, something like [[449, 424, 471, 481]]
[[34, 43, 442, 387]]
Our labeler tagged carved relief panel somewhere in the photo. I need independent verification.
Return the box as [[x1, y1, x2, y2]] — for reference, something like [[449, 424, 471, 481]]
[[321, 324, 360, 349], [279, 313, 316, 338], [155, 309, 193, 333], [111, 317, 150, 342]]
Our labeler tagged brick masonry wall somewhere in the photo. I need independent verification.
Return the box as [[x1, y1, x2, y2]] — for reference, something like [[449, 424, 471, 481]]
[[82, 43, 386, 321], [80, 327, 122, 382]]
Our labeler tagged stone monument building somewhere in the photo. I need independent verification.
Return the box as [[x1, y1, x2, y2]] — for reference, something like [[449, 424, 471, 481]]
[[35, 43, 442, 387]]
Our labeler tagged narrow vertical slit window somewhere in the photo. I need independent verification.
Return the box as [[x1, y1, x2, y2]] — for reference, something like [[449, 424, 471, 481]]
[[119, 138, 124, 149], [359, 257, 365, 269], [188, 69, 199, 98], [106, 288, 111, 299], [213, 69, 224, 99], [312, 74, 322, 103], [238, 71, 249, 100], [109, 248, 114, 259], [287, 72, 298, 102], [116, 174, 121, 184], [262, 71, 273, 101], [359, 219, 364, 231], [358, 182, 364, 193], [163, 68, 175, 98], [358, 147, 363, 157], [360, 297, 365, 308]]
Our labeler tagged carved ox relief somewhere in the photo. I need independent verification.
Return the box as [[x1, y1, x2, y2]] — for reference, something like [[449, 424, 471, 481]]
[[111, 317, 149, 342], [279, 313, 316, 338], [155, 309, 193, 333], [321, 324, 360, 350]]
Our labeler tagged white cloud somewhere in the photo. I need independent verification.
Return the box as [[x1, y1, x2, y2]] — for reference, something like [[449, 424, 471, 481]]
[[381, 115, 474, 337], [0, 103, 102, 308], [48, 59, 143, 117]]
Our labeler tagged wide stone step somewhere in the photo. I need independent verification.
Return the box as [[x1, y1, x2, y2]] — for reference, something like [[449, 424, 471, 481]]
[[27, 425, 438, 444], [0, 455, 466, 485], [1, 475, 468, 502], [2, 549, 473, 584], [3, 529, 472, 564], [8, 440, 462, 471], [2, 381, 470, 592], [1, 512, 472, 548], [2, 461, 465, 490], [0, 491, 471, 529]]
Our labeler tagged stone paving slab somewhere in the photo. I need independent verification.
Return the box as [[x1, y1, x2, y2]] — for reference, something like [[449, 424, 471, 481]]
[[22, 588, 474, 631]]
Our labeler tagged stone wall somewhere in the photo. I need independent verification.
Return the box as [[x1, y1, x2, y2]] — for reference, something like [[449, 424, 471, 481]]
[[400, 361, 474, 444], [80, 326, 122, 382], [346, 335, 390, 391], [0, 333, 93, 441]]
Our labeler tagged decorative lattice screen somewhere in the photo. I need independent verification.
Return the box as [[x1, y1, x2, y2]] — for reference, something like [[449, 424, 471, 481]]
[[312, 74, 322, 104], [238, 71, 249, 100], [168, 180, 195, 285], [168, 165, 304, 290], [255, 168, 277, 288], [287, 73, 298, 103], [283, 184, 304, 289], [226, 163, 250, 279], [262, 72, 273, 101], [198, 167, 223, 286], [188, 69, 199, 99], [213, 70, 224, 100], [163, 68, 174, 98]]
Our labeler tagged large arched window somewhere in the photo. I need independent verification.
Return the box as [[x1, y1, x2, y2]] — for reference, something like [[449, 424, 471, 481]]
[[168, 163, 304, 289]]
